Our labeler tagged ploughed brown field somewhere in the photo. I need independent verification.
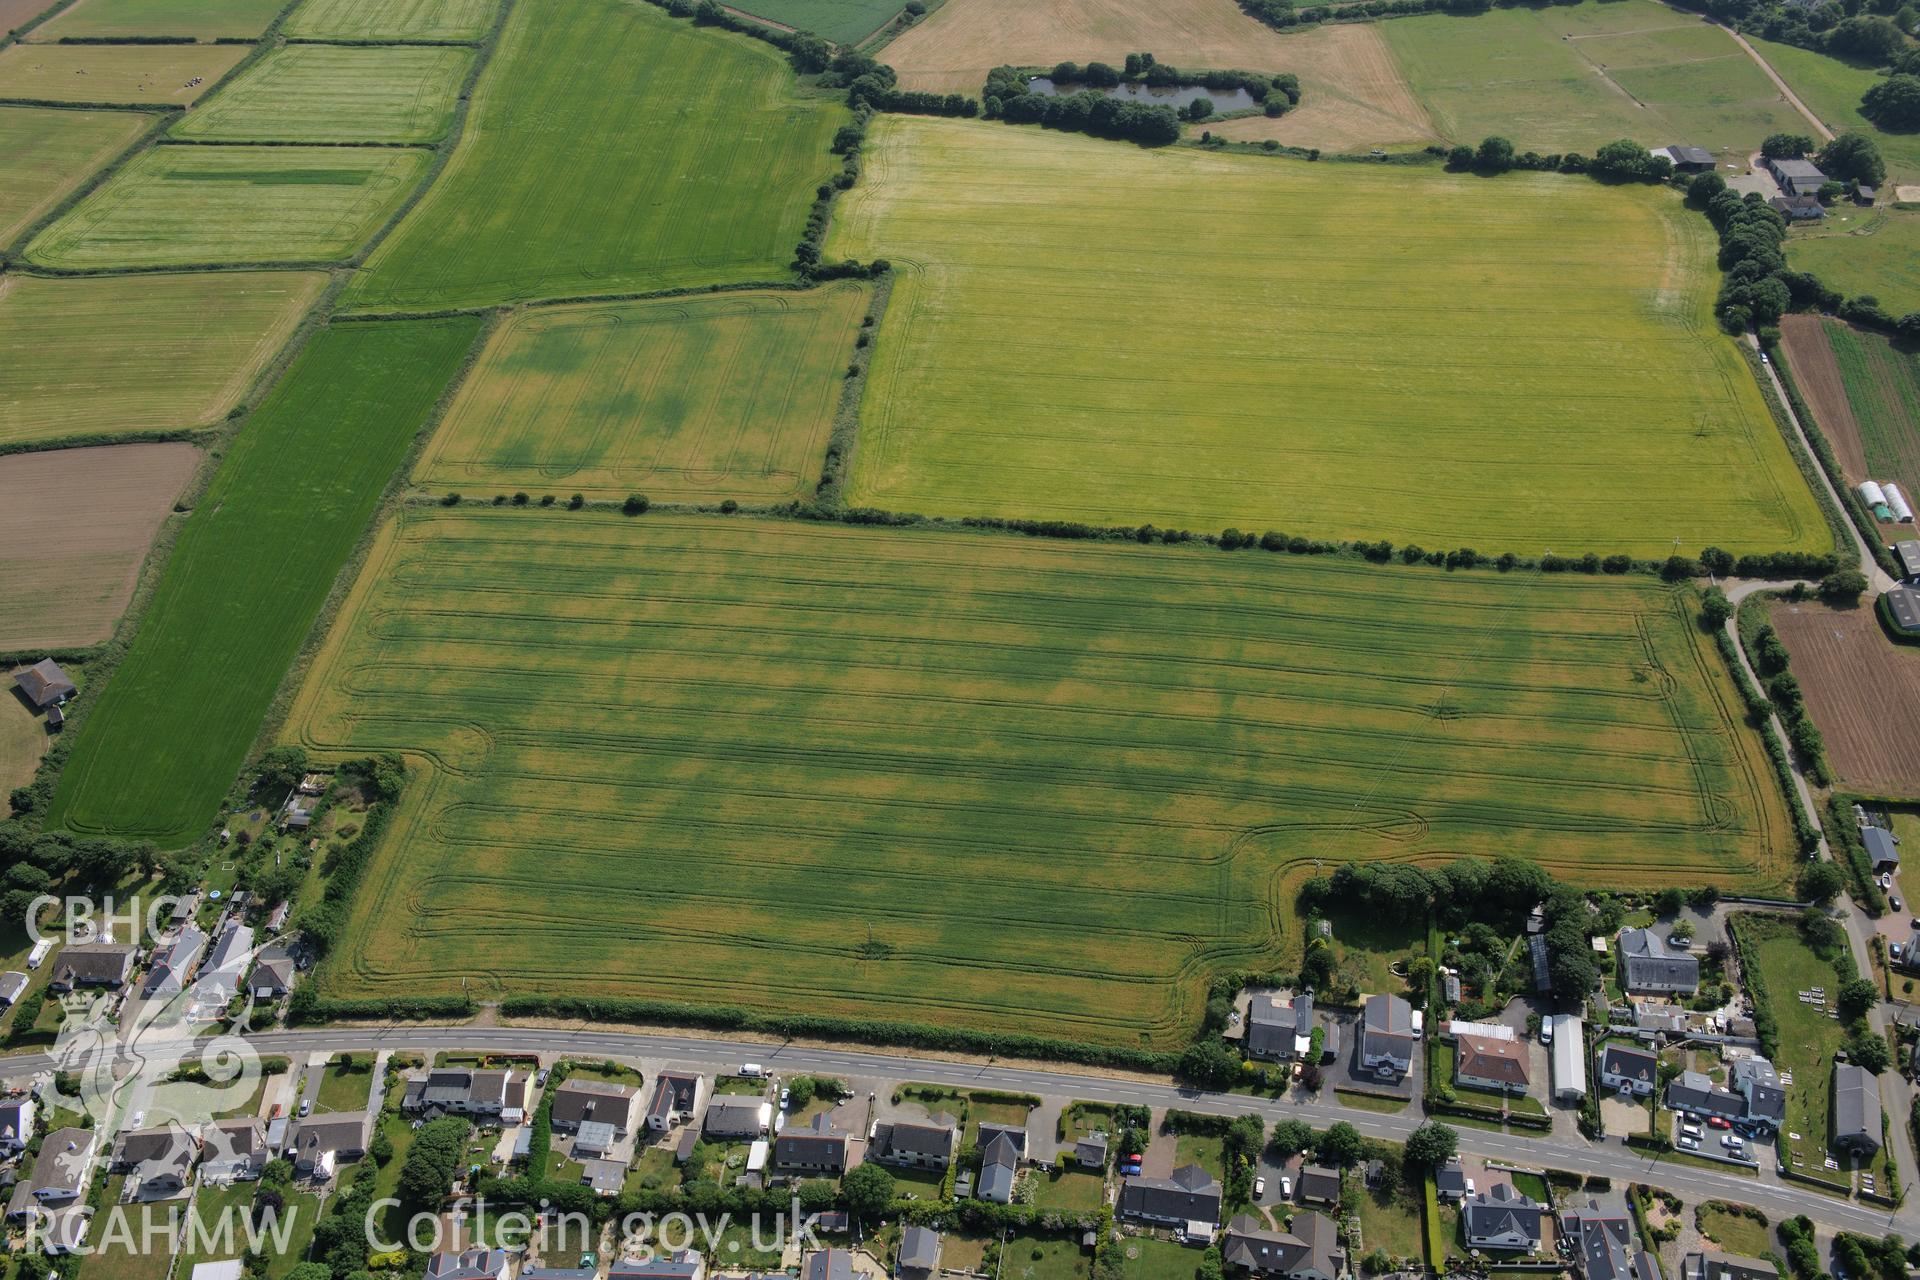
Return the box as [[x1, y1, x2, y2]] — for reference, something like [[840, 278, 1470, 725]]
[[1780, 314, 1870, 483], [1772, 598, 1920, 797]]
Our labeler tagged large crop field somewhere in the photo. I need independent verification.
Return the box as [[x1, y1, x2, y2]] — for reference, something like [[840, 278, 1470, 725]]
[[282, 0, 498, 40], [1778, 315, 1920, 500], [1379, 0, 1807, 155], [27, 0, 283, 38], [824, 117, 1825, 558], [172, 45, 475, 144], [286, 510, 1791, 1043], [417, 285, 869, 503], [731, 0, 901, 45], [0, 42, 250, 106], [0, 272, 326, 446], [46, 317, 481, 846], [1771, 599, 1920, 797], [342, 0, 844, 312], [0, 442, 201, 650], [0, 105, 149, 245], [25, 144, 430, 269]]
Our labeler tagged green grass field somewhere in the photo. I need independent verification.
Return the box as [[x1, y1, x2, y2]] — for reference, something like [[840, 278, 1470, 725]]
[[0, 105, 148, 245], [342, 0, 844, 311], [172, 44, 475, 143], [1789, 214, 1920, 318], [728, 0, 901, 43], [417, 284, 868, 502], [825, 117, 1825, 558], [0, 271, 326, 446], [1822, 320, 1920, 493], [0, 41, 250, 105], [1379, 0, 1807, 155], [287, 510, 1790, 1046], [46, 317, 481, 845], [178, 1180, 322, 1280], [1748, 39, 1920, 185], [28, 0, 283, 37], [1697, 1204, 1771, 1258], [25, 143, 430, 268], [283, 0, 498, 40]]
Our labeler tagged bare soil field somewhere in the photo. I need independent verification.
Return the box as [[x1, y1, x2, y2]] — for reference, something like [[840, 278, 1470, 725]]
[[1779, 314, 1866, 481], [0, 441, 200, 651], [1772, 598, 1920, 797], [1208, 23, 1436, 150], [0, 0, 58, 32]]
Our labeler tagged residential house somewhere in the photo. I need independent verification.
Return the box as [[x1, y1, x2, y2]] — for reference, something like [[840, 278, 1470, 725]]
[[1118, 1164, 1223, 1236], [287, 1111, 370, 1179], [581, 1157, 626, 1197], [143, 928, 207, 1000], [1597, 1043, 1658, 1096], [551, 1079, 639, 1138], [1683, 1253, 1779, 1280], [199, 1118, 269, 1183], [402, 1069, 529, 1124], [1770, 194, 1825, 221], [250, 949, 296, 1001], [1359, 994, 1415, 1080], [1730, 1058, 1786, 1134], [40, 1204, 91, 1256], [899, 1226, 943, 1280], [1618, 929, 1698, 996], [646, 1071, 703, 1133], [32, 1129, 96, 1203], [1247, 992, 1315, 1062], [1767, 157, 1828, 196], [976, 1122, 1028, 1158], [774, 1112, 851, 1175], [111, 1126, 197, 1201], [1455, 1032, 1529, 1094], [977, 1128, 1020, 1204], [13, 660, 75, 709], [1665, 1072, 1744, 1125], [1295, 1165, 1341, 1207], [1075, 1132, 1108, 1170], [195, 923, 254, 1005], [870, 1116, 957, 1170], [1464, 1184, 1548, 1253], [1221, 1211, 1345, 1280], [609, 1254, 705, 1280], [426, 1248, 513, 1280], [800, 1251, 854, 1280], [1562, 1202, 1654, 1280], [47, 943, 136, 992], [0, 1097, 35, 1157], [0, 971, 30, 1008], [703, 1096, 771, 1140], [1833, 1063, 1882, 1157], [1434, 1158, 1467, 1202]]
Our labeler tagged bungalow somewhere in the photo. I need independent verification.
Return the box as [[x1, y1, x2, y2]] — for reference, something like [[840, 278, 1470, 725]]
[[0, 1097, 35, 1157], [1455, 1032, 1529, 1094], [899, 1226, 942, 1280], [978, 1128, 1020, 1204], [1683, 1253, 1779, 1280], [1221, 1211, 1345, 1280], [703, 1096, 771, 1140], [1118, 1164, 1222, 1237], [425, 1248, 513, 1280], [1359, 994, 1415, 1080], [1665, 1071, 1744, 1124], [1463, 1184, 1549, 1253], [1833, 1063, 1882, 1157], [800, 1251, 854, 1280], [195, 923, 254, 1004], [1562, 1202, 1654, 1280], [773, 1112, 851, 1175], [870, 1116, 957, 1170], [1598, 1043, 1658, 1096], [250, 949, 296, 1001], [199, 1118, 269, 1183], [47, 943, 136, 992], [13, 660, 75, 709], [142, 928, 207, 1000], [287, 1111, 370, 1179], [646, 1071, 703, 1133], [1618, 929, 1698, 996], [1296, 1165, 1341, 1208], [1075, 1132, 1109, 1170], [551, 1079, 639, 1138], [1247, 992, 1315, 1062], [111, 1126, 197, 1200], [32, 1129, 97, 1204]]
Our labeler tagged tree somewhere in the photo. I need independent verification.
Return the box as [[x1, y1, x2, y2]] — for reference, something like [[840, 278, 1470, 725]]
[[254, 745, 307, 795], [1655, 887, 1686, 916], [796, 1179, 837, 1213], [788, 1076, 818, 1109], [1688, 171, 1728, 206], [1862, 75, 1920, 130], [1846, 1030, 1892, 1073], [1828, 15, 1907, 62], [1267, 1118, 1314, 1158], [623, 494, 650, 515], [842, 1162, 895, 1218], [1763, 132, 1816, 159], [1821, 568, 1869, 603], [396, 1116, 470, 1215], [1701, 586, 1733, 629], [1839, 976, 1879, 1020], [1476, 135, 1516, 172], [1186, 96, 1214, 120], [1178, 1039, 1242, 1090], [1818, 133, 1888, 186], [1315, 1121, 1363, 1167], [1403, 1121, 1457, 1169], [1797, 861, 1845, 905], [286, 1264, 331, 1280]]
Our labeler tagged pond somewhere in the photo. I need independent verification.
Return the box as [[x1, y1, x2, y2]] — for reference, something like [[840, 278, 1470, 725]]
[[1022, 76, 1259, 115]]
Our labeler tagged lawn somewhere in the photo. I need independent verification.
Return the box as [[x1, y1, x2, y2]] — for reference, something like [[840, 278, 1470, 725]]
[[0, 680, 53, 815], [1788, 213, 1920, 320], [26, 144, 430, 269], [1379, 0, 1808, 155], [0, 271, 326, 447], [1747, 39, 1920, 186], [1357, 1174, 1426, 1265], [1320, 904, 1423, 998], [283, 0, 499, 40], [0, 105, 149, 246], [965, 1097, 1033, 1146], [86, 1178, 178, 1280], [418, 284, 869, 503], [342, 0, 845, 312], [627, 1145, 681, 1194], [178, 1180, 322, 1280], [825, 117, 1827, 558], [173, 45, 475, 144], [289, 510, 1792, 1047], [1174, 1133, 1226, 1181], [729, 0, 901, 42], [45, 316, 481, 845], [1116, 1237, 1196, 1280], [0, 41, 250, 106], [1005, 1235, 1092, 1280], [29, 0, 283, 37], [1697, 1203, 1772, 1258], [1031, 1167, 1106, 1210], [316, 1059, 375, 1112], [706, 1219, 785, 1271]]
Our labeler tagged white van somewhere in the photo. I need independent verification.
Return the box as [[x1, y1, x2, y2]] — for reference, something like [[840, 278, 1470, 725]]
[[740, 1063, 765, 1078]]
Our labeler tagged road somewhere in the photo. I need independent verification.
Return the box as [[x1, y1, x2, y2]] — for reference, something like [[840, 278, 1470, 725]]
[[4, 1023, 1914, 1238]]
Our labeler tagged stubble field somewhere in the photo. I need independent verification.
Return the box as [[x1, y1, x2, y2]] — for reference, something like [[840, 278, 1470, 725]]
[[342, 0, 845, 312], [25, 143, 430, 268], [1771, 599, 1920, 797], [824, 117, 1825, 558], [281, 0, 499, 40], [0, 105, 149, 245], [418, 284, 869, 503], [0, 271, 326, 447], [0, 442, 201, 650], [285, 510, 1791, 1044], [47, 317, 482, 846], [0, 42, 251, 105], [170, 45, 475, 144], [1206, 22, 1437, 151]]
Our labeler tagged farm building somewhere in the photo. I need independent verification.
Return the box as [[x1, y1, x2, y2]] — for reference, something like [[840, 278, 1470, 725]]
[[1882, 586, 1920, 637], [1887, 483, 1914, 522], [1767, 157, 1828, 196], [1864, 825, 1900, 872], [1769, 195, 1824, 222], [1895, 540, 1920, 582], [13, 659, 75, 709], [1548, 1013, 1586, 1102], [1662, 145, 1716, 173]]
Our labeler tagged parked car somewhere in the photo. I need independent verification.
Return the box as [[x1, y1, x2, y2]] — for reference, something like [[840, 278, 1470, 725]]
[[1893, 896, 1903, 912], [1707, 1116, 1730, 1129], [1280, 1176, 1292, 1198], [1254, 1177, 1266, 1198], [298, 1098, 312, 1118], [1894, 943, 1905, 961], [1678, 1134, 1700, 1150], [1680, 1122, 1702, 1138], [779, 1087, 791, 1110]]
